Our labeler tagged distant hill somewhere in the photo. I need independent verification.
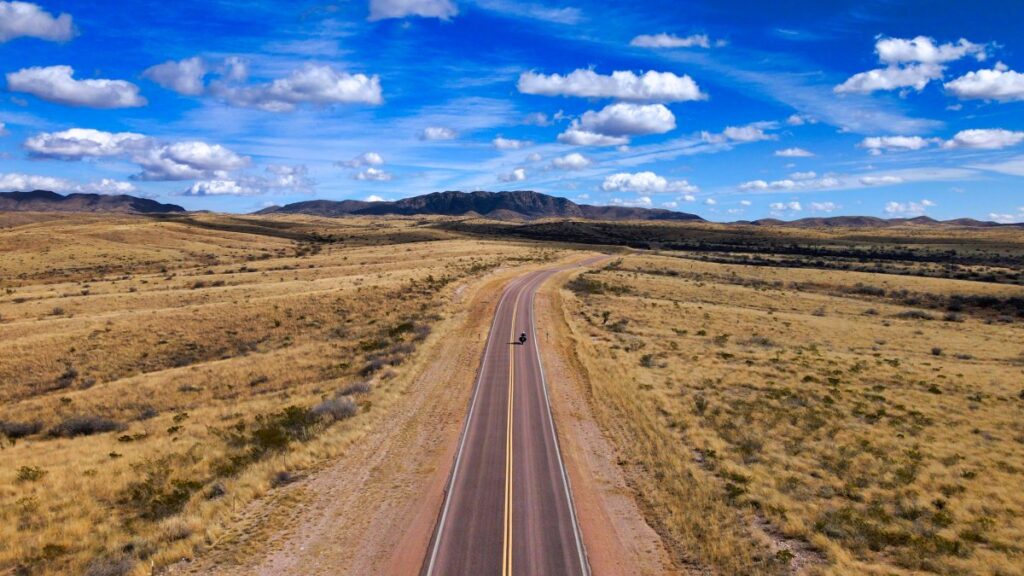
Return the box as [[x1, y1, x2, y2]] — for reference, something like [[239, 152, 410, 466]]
[[257, 190, 704, 222], [0, 190, 185, 214]]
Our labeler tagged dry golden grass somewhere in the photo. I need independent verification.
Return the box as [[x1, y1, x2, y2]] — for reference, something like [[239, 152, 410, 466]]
[[0, 212, 564, 576], [559, 250, 1024, 576]]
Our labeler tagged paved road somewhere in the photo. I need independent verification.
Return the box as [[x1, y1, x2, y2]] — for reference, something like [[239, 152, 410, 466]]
[[422, 263, 595, 576]]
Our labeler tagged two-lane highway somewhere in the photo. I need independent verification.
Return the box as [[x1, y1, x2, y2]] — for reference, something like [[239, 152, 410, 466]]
[[423, 263, 593, 575]]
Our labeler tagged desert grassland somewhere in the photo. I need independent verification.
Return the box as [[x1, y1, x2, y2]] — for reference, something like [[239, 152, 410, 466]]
[[0, 213, 565, 576], [559, 249, 1024, 576]]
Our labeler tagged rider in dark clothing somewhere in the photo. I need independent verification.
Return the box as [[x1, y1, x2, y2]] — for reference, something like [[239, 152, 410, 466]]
[[519, 332, 527, 344]]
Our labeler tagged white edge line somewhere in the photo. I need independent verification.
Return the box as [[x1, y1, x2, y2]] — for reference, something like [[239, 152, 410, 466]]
[[425, 277, 520, 576], [528, 267, 592, 576]]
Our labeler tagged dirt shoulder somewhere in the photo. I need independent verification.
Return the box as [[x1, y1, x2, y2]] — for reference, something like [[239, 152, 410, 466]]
[[534, 268, 677, 576]]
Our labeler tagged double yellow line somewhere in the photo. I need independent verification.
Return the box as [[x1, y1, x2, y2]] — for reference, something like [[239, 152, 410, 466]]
[[502, 297, 519, 576]]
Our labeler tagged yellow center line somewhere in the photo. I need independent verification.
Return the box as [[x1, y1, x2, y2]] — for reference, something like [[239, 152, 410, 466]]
[[503, 293, 519, 576]]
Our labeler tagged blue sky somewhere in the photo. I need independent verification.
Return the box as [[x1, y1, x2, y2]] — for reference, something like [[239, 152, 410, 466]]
[[1, 0, 1023, 221]]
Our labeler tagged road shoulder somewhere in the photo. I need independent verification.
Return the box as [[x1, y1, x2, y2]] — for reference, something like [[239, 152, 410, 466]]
[[534, 268, 676, 576]]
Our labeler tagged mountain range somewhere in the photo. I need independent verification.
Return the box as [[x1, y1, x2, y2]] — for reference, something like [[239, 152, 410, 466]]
[[0, 190, 185, 214], [256, 190, 703, 221], [1, 189, 1019, 227]]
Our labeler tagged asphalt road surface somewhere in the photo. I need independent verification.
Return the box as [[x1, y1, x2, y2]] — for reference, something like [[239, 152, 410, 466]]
[[422, 263, 595, 576]]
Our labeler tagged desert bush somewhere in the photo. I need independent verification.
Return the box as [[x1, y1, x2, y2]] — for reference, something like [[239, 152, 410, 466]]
[[55, 365, 78, 388], [310, 396, 358, 422], [339, 381, 372, 396], [895, 310, 934, 321], [640, 354, 656, 368], [123, 457, 203, 520], [271, 470, 299, 488], [49, 416, 125, 437], [742, 335, 776, 348], [16, 466, 47, 482], [850, 283, 887, 297], [931, 347, 943, 356], [567, 275, 632, 296], [0, 420, 43, 439], [85, 555, 135, 576]]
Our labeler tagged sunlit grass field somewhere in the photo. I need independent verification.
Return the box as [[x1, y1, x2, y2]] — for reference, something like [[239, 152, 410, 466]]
[[0, 212, 561, 575], [559, 250, 1024, 575]]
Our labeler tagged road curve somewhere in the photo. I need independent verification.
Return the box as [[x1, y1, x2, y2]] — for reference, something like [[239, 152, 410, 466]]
[[422, 261, 599, 576]]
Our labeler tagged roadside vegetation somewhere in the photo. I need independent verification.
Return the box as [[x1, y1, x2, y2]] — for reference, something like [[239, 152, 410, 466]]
[[0, 212, 561, 576], [559, 250, 1024, 575]]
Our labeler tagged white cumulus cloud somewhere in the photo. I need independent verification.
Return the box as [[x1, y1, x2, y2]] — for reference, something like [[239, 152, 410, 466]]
[[769, 201, 802, 212], [184, 179, 257, 196], [875, 36, 986, 65], [601, 171, 697, 194], [860, 175, 905, 186], [212, 64, 381, 111], [420, 126, 457, 140], [355, 167, 393, 181], [835, 36, 986, 95], [556, 129, 628, 147], [6, 65, 146, 108], [550, 152, 591, 170], [517, 69, 705, 102], [944, 63, 1024, 102], [0, 172, 135, 195], [492, 136, 529, 150], [558, 103, 675, 146], [368, 0, 457, 20], [630, 33, 711, 49], [0, 1, 74, 43], [775, 147, 815, 157], [722, 125, 776, 142], [25, 128, 148, 158], [858, 135, 934, 155], [578, 103, 675, 136], [610, 196, 653, 208], [809, 201, 838, 212], [498, 167, 526, 182], [143, 57, 207, 96], [884, 199, 934, 215], [943, 128, 1024, 150], [135, 141, 249, 181], [835, 63, 943, 94], [338, 152, 384, 167]]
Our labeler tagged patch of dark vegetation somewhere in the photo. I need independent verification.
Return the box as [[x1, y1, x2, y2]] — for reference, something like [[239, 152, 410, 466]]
[[16, 465, 47, 482], [211, 397, 360, 478], [567, 274, 633, 296], [123, 456, 203, 520], [49, 415, 125, 438], [440, 220, 1024, 285], [0, 419, 43, 439]]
